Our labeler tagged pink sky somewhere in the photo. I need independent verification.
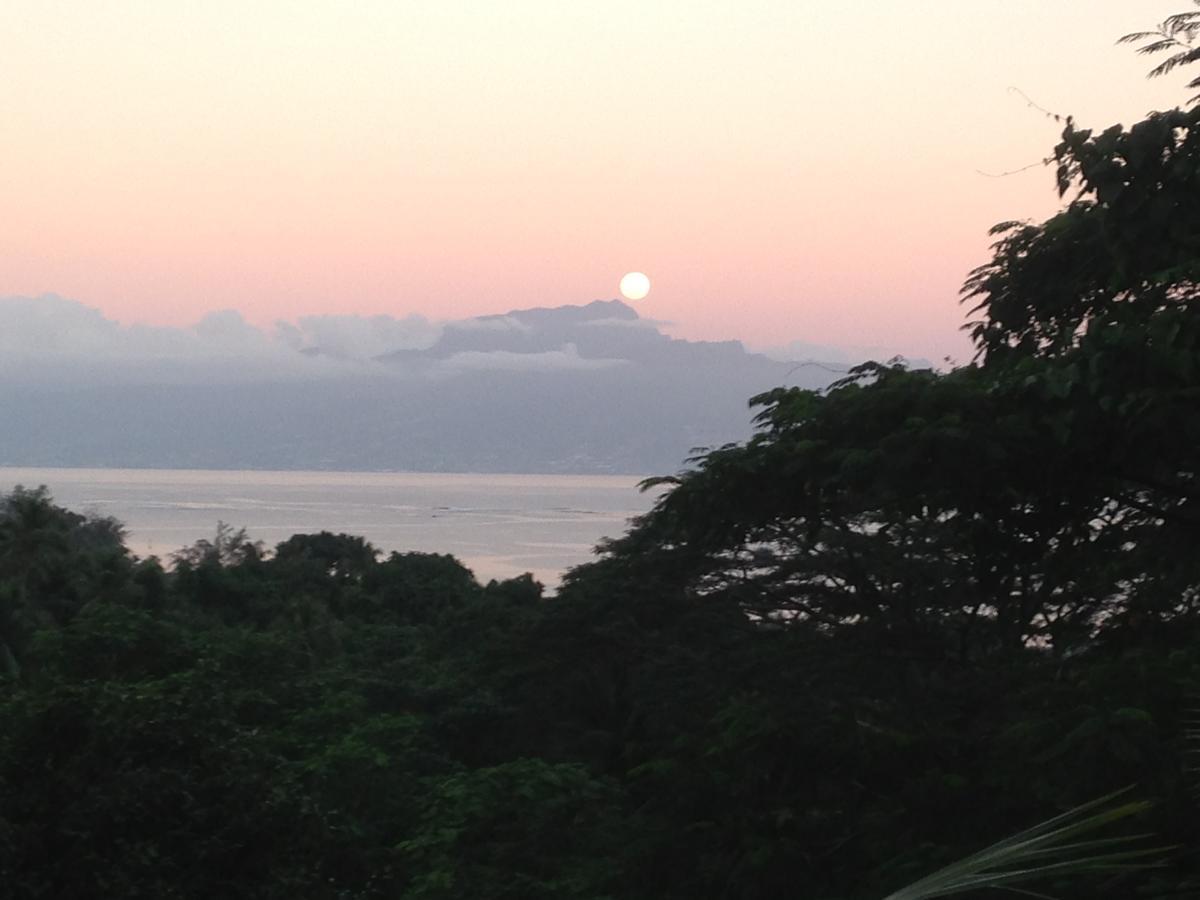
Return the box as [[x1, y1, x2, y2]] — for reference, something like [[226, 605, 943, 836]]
[[0, 1, 1191, 362]]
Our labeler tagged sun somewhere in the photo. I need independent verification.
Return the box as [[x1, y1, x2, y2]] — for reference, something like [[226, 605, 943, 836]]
[[619, 271, 651, 301]]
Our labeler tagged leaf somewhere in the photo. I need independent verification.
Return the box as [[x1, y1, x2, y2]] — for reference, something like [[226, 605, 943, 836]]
[[1117, 31, 1165, 44], [881, 789, 1165, 900]]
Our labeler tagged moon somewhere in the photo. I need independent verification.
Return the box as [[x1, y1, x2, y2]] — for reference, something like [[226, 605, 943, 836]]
[[619, 271, 651, 301]]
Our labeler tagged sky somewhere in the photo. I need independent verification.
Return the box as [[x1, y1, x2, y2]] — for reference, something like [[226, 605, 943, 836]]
[[0, 1, 1192, 363]]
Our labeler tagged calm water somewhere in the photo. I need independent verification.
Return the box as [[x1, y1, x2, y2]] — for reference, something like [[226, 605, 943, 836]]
[[0, 467, 660, 587]]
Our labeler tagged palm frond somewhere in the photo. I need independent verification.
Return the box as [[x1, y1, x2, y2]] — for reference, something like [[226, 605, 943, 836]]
[[1163, 13, 1200, 32], [881, 789, 1164, 900], [1117, 31, 1165, 45], [1149, 53, 1196, 79], [1137, 40, 1186, 55]]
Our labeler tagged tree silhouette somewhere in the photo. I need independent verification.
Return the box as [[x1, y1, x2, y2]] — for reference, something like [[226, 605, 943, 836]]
[[1120, 2, 1200, 103]]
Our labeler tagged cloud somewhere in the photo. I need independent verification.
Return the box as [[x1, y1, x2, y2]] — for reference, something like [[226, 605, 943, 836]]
[[0, 294, 129, 357], [277, 313, 441, 359], [450, 315, 533, 333], [437, 343, 627, 373], [0, 296, 283, 362], [0, 295, 633, 386], [0, 295, 413, 383], [5, 294, 908, 394]]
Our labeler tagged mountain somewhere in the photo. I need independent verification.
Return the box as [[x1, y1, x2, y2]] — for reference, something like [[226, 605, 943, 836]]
[[0, 295, 851, 474]]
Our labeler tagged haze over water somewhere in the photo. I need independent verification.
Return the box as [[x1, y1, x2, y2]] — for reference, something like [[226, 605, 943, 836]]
[[1, 467, 657, 587]]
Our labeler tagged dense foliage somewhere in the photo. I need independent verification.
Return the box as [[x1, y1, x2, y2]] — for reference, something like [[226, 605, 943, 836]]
[[4, 18, 1200, 899], [2, 492, 1196, 899]]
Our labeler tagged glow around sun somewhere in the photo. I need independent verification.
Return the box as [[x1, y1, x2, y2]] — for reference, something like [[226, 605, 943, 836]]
[[619, 272, 651, 301]]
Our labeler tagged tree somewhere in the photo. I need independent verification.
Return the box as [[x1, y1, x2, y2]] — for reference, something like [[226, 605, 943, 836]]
[[962, 107, 1200, 359], [0, 487, 129, 677], [1121, 2, 1200, 104], [273, 531, 379, 584], [586, 36, 1200, 658], [171, 521, 262, 569]]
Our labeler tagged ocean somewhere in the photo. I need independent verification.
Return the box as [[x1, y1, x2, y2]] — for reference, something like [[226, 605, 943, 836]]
[[0, 467, 662, 588]]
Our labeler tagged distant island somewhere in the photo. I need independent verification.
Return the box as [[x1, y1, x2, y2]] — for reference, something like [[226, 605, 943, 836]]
[[0, 295, 876, 474]]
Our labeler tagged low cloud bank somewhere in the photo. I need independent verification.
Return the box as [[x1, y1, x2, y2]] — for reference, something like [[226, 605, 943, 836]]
[[438, 343, 627, 373], [0, 294, 917, 387], [276, 313, 442, 360], [0, 295, 595, 383]]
